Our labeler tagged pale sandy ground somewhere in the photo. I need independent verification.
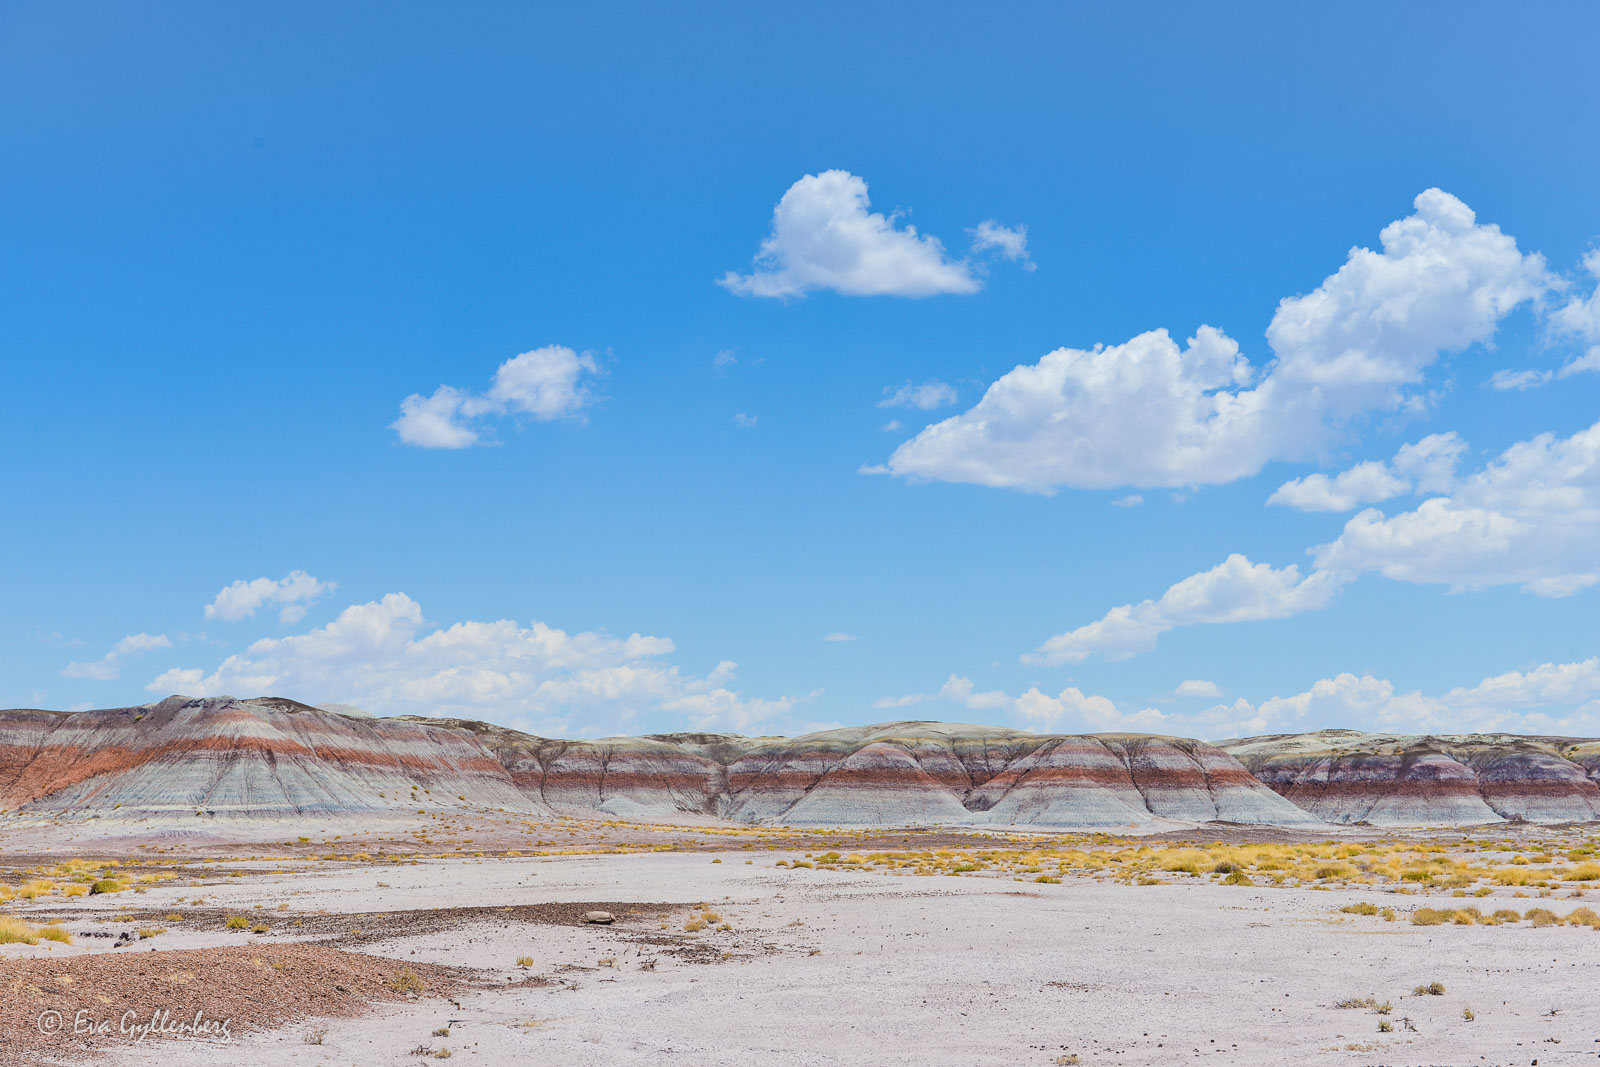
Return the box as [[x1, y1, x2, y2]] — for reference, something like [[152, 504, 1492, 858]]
[[9, 850, 1597, 1066]]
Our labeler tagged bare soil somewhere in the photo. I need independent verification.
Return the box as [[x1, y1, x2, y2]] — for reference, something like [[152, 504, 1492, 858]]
[[0, 943, 471, 1066]]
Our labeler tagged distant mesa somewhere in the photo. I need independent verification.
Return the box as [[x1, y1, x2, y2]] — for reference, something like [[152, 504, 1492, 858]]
[[1, 697, 1597, 829]]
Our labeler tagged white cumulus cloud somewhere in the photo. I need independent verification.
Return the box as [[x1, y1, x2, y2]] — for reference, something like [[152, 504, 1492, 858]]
[[1045, 415, 1600, 664], [1267, 460, 1409, 512], [1268, 432, 1466, 512], [393, 345, 599, 449], [1213, 657, 1600, 738], [882, 190, 1553, 492], [878, 655, 1600, 741], [150, 593, 801, 737], [875, 673, 1164, 733], [1313, 416, 1600, 597], [205, 570, 336, 624], [718, 170, 988, 299], [1029, 554, 1350, 665]]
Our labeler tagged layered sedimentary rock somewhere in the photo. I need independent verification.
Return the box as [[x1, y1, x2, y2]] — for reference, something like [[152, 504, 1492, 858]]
[[509, 721, 1313, 828], [429, 718, 728, 818], [0, 700, 1310, 827], [0, 696, 530, 816], [1221, 730, 1600, 825], [5, 698, 1600, 827]]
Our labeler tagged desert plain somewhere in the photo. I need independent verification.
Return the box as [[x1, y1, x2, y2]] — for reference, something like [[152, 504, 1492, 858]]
[[4, 812, 1599, 1067]]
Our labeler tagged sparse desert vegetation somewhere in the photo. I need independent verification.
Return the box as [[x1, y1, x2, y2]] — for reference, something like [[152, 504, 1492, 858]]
[[390, 966, 425, 994], [0, 916, 71, 945], [0, 815, 1595, 1065]]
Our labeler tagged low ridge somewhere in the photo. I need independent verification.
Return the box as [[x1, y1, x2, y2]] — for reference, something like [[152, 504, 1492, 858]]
[[3, 697, 1599, 829], [1220, 730, 1600, 825]]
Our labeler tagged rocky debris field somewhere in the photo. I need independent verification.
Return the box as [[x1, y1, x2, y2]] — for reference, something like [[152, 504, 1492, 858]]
[[0, 943, 471, 1066]]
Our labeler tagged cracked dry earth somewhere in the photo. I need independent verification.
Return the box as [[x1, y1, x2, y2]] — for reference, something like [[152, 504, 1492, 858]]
[[4, 849, 1600, 1066]]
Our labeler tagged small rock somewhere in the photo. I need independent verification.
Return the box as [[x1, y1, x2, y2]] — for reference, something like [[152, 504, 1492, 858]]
[[583, 911, 614, 924]]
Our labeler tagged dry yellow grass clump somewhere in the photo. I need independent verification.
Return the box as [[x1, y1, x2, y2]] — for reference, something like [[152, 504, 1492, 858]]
[[390, 966, 425, 993], [0, 917, 72, 945]]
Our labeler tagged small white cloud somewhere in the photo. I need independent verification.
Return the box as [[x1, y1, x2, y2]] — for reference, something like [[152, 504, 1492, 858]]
[[1489, 368, 1553, 391], [62, 632, 173, 681], [1111, 494, 1143, 508], [712, 349, 738, 371], [1029, 554, 1350, 664], [1173, 679, 1223, 699], [1487, 353, 1600, 391], [968, 220, 1035, 271], [733, 412, 759, 428], [393, 346, 599, 449], [1268, 433, 1466, 512], [205, 571, 336, 624], [822, 632, 857, 642], [878, 380, 957, 410], [484, 346, 599, 420], [392, 386, 480, 449], [881, 420, 903, 433], [1558, 347, 1600, 379], [718, 170, 983, 299], [1268, 460, 1409, 512]]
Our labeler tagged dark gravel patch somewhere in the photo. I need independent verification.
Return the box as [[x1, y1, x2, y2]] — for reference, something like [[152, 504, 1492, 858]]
[[0, 943, 472, 1065]]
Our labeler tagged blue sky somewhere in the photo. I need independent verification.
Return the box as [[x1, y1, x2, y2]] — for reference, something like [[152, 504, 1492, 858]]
[[3, 2, 1598, 739]]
